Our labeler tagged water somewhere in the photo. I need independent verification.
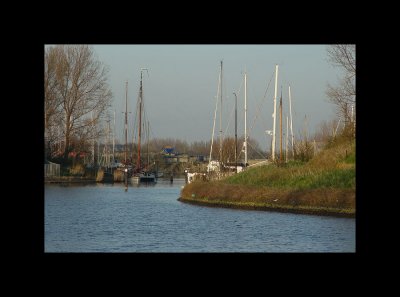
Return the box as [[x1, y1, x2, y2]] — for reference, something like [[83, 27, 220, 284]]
[[45, 179, 355, 252]]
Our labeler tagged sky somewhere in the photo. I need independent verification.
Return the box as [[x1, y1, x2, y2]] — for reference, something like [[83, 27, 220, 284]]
[[89, 45, 343, 151]]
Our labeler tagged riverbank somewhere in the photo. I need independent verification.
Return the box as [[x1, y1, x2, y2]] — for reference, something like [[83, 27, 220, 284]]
[[178, 188, 355, 218], [45, 176, 97, 183], [179, 137, 355, 218]]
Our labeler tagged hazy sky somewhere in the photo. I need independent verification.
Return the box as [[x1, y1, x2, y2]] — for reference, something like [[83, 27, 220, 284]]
[[90, 44, 343, 151]]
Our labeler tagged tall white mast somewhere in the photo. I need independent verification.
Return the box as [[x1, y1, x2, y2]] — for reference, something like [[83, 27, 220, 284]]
[[272, 64, 279, 161], [244, 70, 247, 167], [219, 60, 223, 165], [286, 115, 289, 162], [91, 111, 94, 165], [208, 94, 218, 172], [113, 110, 115, 163], [107, 119, 111, 167], [124, 81, 128, 191], [289, 85, 294, 158], [208, 63, 221, 172]]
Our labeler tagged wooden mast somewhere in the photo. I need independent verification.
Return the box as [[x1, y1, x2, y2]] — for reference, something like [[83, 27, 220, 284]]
[[136, 71, 143, 172]]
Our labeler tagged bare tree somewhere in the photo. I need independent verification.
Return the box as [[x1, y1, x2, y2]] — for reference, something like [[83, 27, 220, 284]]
[[326, 44, 356, 130], [45, 45, 112, 162], [314, 118, 340, 143], [45, 47, 64, 158]]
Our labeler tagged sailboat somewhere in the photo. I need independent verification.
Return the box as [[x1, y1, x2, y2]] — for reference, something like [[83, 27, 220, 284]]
[[131, 68, 156, 184], [187, 60, 226, 183]]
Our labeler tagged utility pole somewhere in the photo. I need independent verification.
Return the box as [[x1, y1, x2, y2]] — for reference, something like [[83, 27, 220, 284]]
[[272, 64, 279, 162]]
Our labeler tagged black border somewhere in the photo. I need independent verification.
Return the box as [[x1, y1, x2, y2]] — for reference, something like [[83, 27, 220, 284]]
[[27, 23, 372, 269]]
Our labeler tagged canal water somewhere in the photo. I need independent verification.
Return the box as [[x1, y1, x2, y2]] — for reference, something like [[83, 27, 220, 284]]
[[45, 178, 355, 252]]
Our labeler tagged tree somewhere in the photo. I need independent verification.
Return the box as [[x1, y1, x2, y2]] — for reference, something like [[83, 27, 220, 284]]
[[44, 45, 113, 162], [45, 46, 64, 159], [326, 44, 356, 135]]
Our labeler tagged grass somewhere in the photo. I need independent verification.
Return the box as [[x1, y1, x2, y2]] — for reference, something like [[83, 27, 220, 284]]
[[223, 163, 355, 190], [180, 137, 355, 217]]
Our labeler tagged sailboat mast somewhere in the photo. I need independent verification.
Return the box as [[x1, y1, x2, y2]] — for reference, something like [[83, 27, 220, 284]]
[[272, 64, 279, 161], [233, 92, 238, 173], [113, 110, 115, 163], [91, 111, 95, 165], [107, 119, 111, 167], [147, 121, 150, 169], [289, 85, 294, 158], [279, 86, 283, 163], [244, 70, 247, 167], [136, 70, 144, 172], [125, 81, 128, 165], [208, 95, 218, 172], [286, 115, 289, 162], [219, 60, 223, 165]]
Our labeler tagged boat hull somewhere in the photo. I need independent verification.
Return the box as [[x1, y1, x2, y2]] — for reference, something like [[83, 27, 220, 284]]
[[131, 173, 156, 183]]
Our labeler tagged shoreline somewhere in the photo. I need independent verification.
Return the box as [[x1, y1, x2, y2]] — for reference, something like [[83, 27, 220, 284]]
[[45, 177, 96, 183], [177, 196, 355, 218], [44, 176, 184, 184]]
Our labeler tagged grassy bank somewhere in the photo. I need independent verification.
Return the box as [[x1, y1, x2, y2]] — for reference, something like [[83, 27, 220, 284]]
[[180, 138, 355, 217]]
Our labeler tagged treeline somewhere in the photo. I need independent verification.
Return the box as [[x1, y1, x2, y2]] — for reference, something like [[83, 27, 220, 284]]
[[115, 136, 264, 162]]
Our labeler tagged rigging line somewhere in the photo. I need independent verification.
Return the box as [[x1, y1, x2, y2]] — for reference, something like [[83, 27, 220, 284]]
[[224, 97, 235, 137], [236, 74, 244, 99], [236, 138, 265, 160], [247, 70, 275, 140], [209, 67, 221, 164], [247, 139, 268, 159]]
